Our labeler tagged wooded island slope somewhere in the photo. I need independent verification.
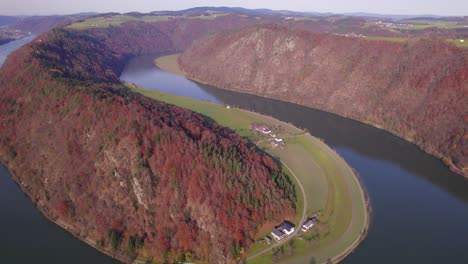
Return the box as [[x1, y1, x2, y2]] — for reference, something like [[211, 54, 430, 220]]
[[0, 23, 297, 263]]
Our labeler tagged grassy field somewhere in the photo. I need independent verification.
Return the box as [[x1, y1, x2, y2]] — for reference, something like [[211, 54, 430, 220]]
[[363, 36, 467, 48], [401, 20, 467, 29], [130, 54, 369, 263], [447, 39, 468, 48], [68, 13, 227, 29]]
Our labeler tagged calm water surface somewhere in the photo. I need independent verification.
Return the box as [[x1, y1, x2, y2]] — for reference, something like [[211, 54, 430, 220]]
[[1, 41, 467, 263]]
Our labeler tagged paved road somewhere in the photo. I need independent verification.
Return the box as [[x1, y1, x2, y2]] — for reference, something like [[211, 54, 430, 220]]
[[246, 160, 307, 261]]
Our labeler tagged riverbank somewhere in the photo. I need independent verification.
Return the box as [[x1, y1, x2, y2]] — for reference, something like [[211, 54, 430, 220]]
[[134, 54, 371, 263]]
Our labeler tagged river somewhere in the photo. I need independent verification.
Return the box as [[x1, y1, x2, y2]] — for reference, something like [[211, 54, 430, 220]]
[[1, 39, 467, 263]]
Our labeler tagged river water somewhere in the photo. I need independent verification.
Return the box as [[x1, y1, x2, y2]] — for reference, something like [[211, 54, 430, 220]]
[[1, 38, 467, 263]]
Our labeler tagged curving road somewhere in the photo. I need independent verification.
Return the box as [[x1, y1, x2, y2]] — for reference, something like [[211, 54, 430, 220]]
[[246, 159, 307, 261], [246, 136, 369, 264]]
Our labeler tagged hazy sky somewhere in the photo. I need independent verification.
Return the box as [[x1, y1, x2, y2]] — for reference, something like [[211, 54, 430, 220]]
[[0, 0, 466, 16]]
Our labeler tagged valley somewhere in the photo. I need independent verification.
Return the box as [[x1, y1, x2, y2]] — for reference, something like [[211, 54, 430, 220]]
[[0, 7, 467, 264]]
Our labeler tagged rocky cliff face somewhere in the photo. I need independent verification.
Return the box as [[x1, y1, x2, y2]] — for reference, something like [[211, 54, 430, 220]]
[[0, 25, 296, 263], [179, 25, 467, 177]]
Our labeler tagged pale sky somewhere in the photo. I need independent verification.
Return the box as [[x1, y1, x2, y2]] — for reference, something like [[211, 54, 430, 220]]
[[0, 0, 466, 16]]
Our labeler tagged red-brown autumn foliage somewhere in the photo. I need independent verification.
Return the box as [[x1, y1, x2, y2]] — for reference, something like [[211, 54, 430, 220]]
[[0, 27, 296, 263]]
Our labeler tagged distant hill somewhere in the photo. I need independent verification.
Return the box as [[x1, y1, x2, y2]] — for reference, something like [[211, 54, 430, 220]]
[[343, 12, 443, 20], [12, 15, 70, 33], [151, 6, 461, 21], [179, 24, 467, 177]]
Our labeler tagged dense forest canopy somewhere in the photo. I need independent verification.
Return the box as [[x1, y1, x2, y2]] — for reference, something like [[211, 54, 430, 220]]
[[0, 18, 297, 263]]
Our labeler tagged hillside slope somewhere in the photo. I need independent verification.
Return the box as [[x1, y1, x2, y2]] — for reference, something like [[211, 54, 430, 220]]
[[179, 25, 467, 177], [0, 27, 296, 263]]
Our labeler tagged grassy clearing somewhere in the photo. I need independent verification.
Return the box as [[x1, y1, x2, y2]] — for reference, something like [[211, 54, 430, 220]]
[[364, 36, 407, 42], [447, 39, 468, 48], [139, 54, 368, 263], [364, 36, 468, 48], [68, 13, 226, 29], [401, 20, 467, 29]]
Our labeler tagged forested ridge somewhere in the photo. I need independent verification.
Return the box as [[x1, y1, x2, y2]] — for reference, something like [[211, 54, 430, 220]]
[[0, 24, 296, 263]]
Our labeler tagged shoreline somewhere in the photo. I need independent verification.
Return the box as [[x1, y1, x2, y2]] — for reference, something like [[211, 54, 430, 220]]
[[0, 162, 136, 264], [155, 55, 466, 179], [153, 55, 371, 263], [0, 53, 369, 264]]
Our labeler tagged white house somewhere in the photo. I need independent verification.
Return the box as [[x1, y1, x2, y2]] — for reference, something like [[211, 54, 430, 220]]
[[271, 228, 285, 241], [278, 221, 295, 235], [301, 217, 317, 232], [274, 138, 283, 143]]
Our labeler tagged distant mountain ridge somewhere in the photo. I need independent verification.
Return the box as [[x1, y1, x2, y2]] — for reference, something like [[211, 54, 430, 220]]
[[151, 6, 460, 20]]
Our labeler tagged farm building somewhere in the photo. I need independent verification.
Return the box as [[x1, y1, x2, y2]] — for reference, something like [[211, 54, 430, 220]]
[[271, 228, 286, 241], [302, 217, 318, 232], [278, 221, 295, 235]]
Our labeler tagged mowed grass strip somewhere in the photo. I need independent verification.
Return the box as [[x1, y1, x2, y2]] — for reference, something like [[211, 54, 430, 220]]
[[132, 87, 262, 137], [364, 36, 407, 42], [364, 36, 468, 48]]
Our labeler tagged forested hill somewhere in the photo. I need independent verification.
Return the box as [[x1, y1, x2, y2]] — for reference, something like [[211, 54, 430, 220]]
[[178, 24, 467, 177], [0, 25, 296, 264]]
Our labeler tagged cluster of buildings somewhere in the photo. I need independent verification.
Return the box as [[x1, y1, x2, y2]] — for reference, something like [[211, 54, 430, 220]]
[[334, 32, 365, 38], [374, 21, 413, 29], [263, 216, 317, 244], [250, 122, 285, 148]]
